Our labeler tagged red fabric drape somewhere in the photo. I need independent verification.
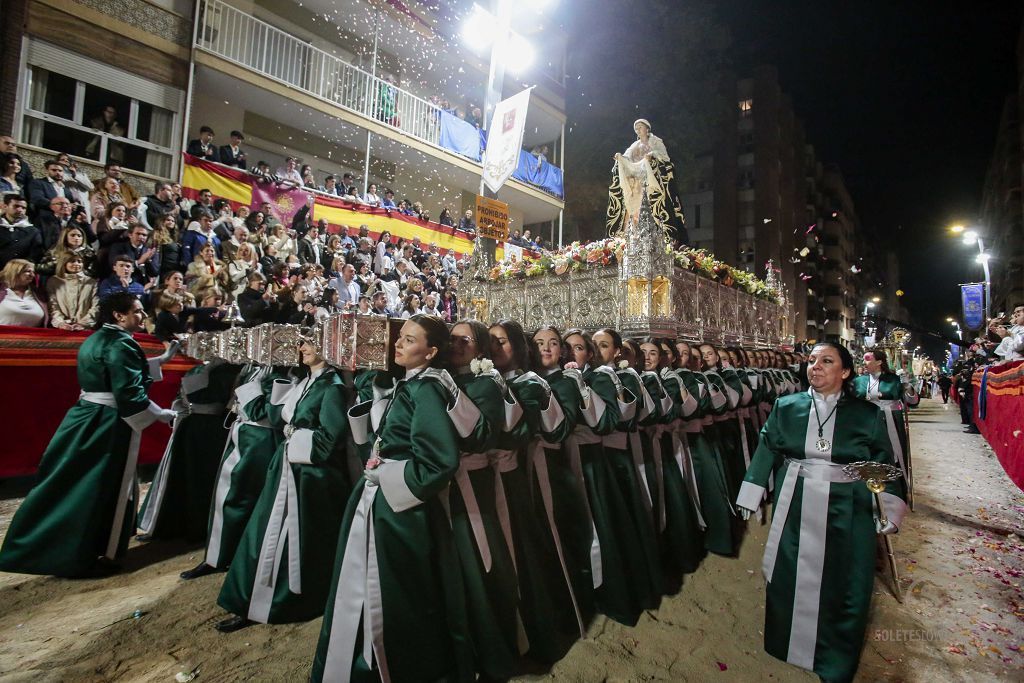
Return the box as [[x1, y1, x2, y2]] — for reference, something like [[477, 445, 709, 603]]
[[0, 326, 198, 478], [973, 360, 1024, 492]]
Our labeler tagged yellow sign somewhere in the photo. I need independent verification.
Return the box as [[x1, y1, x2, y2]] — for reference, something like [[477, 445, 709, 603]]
[[474, 195, 509, 241]]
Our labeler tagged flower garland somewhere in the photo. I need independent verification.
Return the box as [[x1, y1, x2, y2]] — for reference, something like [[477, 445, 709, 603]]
[[487, 239, 782, 303]]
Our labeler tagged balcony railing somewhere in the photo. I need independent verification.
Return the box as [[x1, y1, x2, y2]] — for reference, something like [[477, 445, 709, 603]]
[[196, 0, 443, 147]]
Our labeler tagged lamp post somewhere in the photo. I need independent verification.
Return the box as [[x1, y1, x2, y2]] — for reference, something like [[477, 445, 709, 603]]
[[950, 224, 992, 322]]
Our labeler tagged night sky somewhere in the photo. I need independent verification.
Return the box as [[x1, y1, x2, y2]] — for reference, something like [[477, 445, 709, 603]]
[[714, 0, 1022, 350]]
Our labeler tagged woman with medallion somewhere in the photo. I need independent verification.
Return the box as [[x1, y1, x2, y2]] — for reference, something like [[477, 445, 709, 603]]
[[736, 342, 907, 683]]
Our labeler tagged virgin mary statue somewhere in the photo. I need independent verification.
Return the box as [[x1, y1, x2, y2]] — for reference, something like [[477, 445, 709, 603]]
[[607, 119, 686, 240]]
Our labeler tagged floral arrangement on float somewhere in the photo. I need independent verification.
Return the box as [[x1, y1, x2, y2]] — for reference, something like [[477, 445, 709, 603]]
[[487, 238, 783, 304]]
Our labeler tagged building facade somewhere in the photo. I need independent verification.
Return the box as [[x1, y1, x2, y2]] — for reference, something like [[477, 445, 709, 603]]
[[1, 0, 567, 238]]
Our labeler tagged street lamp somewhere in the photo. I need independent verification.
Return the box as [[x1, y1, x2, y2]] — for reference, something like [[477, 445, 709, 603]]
[[862, 300, 876, 316], [948, 223, 992, 322]]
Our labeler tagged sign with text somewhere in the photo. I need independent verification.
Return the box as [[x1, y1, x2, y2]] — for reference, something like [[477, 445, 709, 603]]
[[474, 195, 509, 241], [961, 282, 985, 331]]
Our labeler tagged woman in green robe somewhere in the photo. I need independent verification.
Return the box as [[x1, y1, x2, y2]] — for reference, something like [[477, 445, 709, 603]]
[[736, 342, 908, 683], [313, 314, 473, 683], [853, 349, 919, 482], [633, 339, 705, 580], [669, 341, 740, 556], [530, 325, 596, 634], [0, 293, 176, 577], [138, 358, 240, 542], [489, 319, 582, 663], [181, 363, 285, 579], [215, 335, 350, 631], [445, 318, 525, 679], [562, 329, 649, 626], [700, 344, 746, 500]]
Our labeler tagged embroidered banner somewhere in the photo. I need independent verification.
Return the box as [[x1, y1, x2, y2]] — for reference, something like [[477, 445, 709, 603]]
[[961, 282, 985, 331]]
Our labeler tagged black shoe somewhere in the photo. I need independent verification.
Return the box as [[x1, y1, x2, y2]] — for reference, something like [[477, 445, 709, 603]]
[[215, 615, 253, 633], [180, 562, 219, 580], [87, 556, 123, 577], [963, 426, 981, 434], [135, 534, 153, 542]]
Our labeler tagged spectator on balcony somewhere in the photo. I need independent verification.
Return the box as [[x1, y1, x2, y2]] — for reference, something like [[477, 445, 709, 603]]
[[373, 231, 393, 274], [297, 225, 328, 268], [0, 153, 24, 197], [422, 292, 442, 317], [276, 157, 303, 186], [412, 201, 428, 221], [258, 201, 281, 231], [85, 105, 126, 162], [186, 243, 230, 296], [302, 168, 317, 189], [222, 225, 251, 263], [399, 292, 421, 319], [235, 271, 276, 326], [381, 189, 397, 209], [0, 259, 46, 327], [102, 164, 139, 209], [28, 160, 76, 216], [354, 261, 375, 293], [535, 235, 547, 251], [0, 195, 43, 269], [440, 287, 458, 322], [182, 209, 221, 264], [110, 224, 159, 286], [369, 289, 394, 317], [378, 75, 399, 126], [144, 181, 178, 232], [441, 248, 458, 275], [342, 173, 356, 190], [37, 197, 93, 252], [362, 183, 382, 207], [55, 153, 94, 217], [187, 126, 220, 163], [98, 255, 148, 303], [328, 263, 360, 308], [337, 224, 356, 251], [153, 270, 195, 314], [150, 213, 184, 276], [467, 106, 483, 128], [340, 185, 362, 204], [94, 201, 134, 249], [211, 200, 238, 242], [270, 224, 296, 261], [46, 254, 98, 330], [530, 145, 549, 171], [90, 177, 123, 228], [356, 295, 371, 314], [219, 131, 247, 169], [228, 242, 260, 297], [522, 229, 536, 248], [37, 224, 96, 278], [252, 160, 274, 183], [458, 209, 476, 234], [320, 175, 340, 196], [0, 137, 33, 190], [438, 207, 455, 228]]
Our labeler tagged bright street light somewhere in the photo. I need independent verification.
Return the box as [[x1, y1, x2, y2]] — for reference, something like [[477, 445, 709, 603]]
[[962, 230, 979, 245], [460, 5, 494, 51], [976, 252, 990, 264], [871, 296, 881, 303], [945, 316, 954, 322], [950, 224, 965, 234]]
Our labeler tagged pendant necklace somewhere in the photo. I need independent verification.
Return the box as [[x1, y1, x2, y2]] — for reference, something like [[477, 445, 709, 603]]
[[811, 395, 840, 452]]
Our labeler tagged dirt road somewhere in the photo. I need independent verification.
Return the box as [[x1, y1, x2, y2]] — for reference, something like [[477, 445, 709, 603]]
[[0, 397, 1020, 682]]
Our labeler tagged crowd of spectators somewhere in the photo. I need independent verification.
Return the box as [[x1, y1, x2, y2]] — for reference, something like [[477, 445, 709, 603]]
[[0, 133, 476, 340], [950, 304, 1024, 434]]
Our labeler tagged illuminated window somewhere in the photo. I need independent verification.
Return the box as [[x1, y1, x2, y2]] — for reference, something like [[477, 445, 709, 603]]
[[738, 99, 753, 116]]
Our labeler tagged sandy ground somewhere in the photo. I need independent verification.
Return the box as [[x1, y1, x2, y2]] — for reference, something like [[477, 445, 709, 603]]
[[0, 397, 1021, 682]]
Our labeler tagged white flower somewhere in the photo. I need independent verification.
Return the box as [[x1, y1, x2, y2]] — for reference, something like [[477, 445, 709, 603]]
[[472, 357, 494, 375], [470, 358, 481, 374], [617, 360, 629, 369]]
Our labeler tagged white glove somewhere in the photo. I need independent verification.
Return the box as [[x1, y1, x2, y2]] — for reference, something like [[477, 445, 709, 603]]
[[156, 409, 177, 424], [875, 518, 898, 535], [148, 340, 181, 366], [363, 466, 381, 485], [737, 506, 754, 521]]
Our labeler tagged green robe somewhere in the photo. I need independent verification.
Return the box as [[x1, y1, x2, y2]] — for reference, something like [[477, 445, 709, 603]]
[[737, 390, 908, 683], [218, 367, 350, 624], [675, 368, 740, 556], [138, 360, 240, 541], [0, 324, 163, 576], [447, 369, 524, 679], [852, 372, 916, 480], [204, 364, 284, 569], [642, 369, 706, 576], [500, 370, 581, 663], [313, 369, 472, 683], [571, 365, 653, 626], [529, 369, 596, 636], [704, 369, 745, 500]]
